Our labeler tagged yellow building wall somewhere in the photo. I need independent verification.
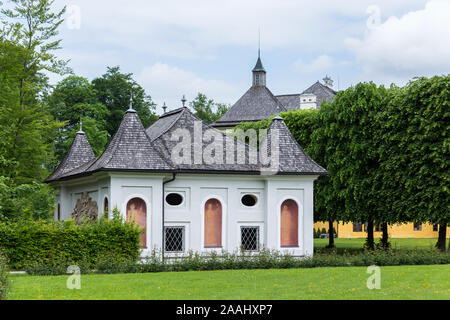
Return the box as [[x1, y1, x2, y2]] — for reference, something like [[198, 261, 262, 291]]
[[314, 221, 450, 239]]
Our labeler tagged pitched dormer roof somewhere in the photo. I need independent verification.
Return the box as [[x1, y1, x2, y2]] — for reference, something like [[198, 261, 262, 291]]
[[260, 116, 327, 175], [45, 131, 96, 182]]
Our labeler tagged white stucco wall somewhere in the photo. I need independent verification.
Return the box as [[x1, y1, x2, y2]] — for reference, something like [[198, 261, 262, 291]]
[[52, 172, 318, 257]]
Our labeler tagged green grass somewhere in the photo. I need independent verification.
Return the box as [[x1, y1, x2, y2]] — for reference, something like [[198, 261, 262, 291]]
[[7, 265, 450, 300], [314, 238, 440, 250]]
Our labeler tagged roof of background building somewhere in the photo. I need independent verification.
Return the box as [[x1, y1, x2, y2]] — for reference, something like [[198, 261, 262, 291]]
[[213, 86, 285, 127], [301, 81, 337, 105], [275, 94, 301, 111], [276, 81, 337, 110], [252, 56, 266, 72]]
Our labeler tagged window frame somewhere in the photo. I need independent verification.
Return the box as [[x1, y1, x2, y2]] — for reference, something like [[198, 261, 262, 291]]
[[165, 192, 184, 207], [164, 226, 186, 253], [240, 226, 260, 252], [240, 194, 258, 208]]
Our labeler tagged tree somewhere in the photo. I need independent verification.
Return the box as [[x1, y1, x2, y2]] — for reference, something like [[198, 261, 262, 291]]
[[190, 93, 230, 124], [47, 75, 109, 162], [92, 66, 158, 137], [0, 0, 67, 183], [312, 83, 390, 250], [379, 76, 450, 251]]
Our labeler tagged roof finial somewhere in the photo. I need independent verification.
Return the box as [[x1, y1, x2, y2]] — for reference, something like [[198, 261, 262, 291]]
[[258, 28, 261, 59], [128, 90, 136, 112], [181, 95, 187, 107], [162, 102, 167, 114], [77, 117, 84, 134]]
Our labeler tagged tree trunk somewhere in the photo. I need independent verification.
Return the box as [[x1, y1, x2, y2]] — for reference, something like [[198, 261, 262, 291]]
[[366, 220, 375, 251], [326, 220, 335, 248], [381, 222, 389, 249], [436, 223, 447, 252]]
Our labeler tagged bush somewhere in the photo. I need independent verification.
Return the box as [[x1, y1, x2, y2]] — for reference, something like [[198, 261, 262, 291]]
[[0, 177, 56, 221], [0, 216, 142, 270], [0, 250, 8, 300], [88, 248, 450, 275]]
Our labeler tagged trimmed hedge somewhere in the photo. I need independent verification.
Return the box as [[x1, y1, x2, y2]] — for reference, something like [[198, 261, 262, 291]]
[[26, 248, 450, 275], [0, 218, 142, 270]]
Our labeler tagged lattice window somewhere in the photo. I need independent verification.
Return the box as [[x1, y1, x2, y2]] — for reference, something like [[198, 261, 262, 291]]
[[241, 227, 259, 251], [165, 226, 185, 252]]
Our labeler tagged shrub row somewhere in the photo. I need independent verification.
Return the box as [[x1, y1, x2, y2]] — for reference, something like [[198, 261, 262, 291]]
[[0, 218, 142, 270], [26, 248, 450, 275]]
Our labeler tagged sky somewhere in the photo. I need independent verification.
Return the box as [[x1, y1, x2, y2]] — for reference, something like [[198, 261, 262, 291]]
[[42, 0, 450, 113]]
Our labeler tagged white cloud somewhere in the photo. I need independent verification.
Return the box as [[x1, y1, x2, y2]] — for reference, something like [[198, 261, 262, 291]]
[[294, 55, 334, 73], [346, 0, 450, 78], [136, 63, 243, 113], [58, 0, 428, 58]]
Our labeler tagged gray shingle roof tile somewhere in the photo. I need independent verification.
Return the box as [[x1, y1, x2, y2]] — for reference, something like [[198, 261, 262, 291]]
[[260, 117, 327, 175], [213, 86, 285, 127], [148, 108, 260, 173], [87, 110, 172, 171], [47, 107, 327, 182], [302, 81, 337, 106], [45, 132, 96, 182]]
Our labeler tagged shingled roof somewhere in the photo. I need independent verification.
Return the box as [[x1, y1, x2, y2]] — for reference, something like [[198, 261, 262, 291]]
[[302, 81, 336, 106], [45, 131, 96, 182], [87, 109, 171, 172], [47, 106, 327, 182], [213, 86, 285, 127], [275, 94, 301, 110], [276, 82, 337, 110], [147, 107, 260, 173], [260, 115, 327, 175]]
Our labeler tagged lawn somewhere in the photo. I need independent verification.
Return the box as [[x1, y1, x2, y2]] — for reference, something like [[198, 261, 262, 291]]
[[7, 265, 450, 300], [314, 238, 439, 250]]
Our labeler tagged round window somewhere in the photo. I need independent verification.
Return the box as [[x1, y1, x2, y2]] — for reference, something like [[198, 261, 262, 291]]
[[165, 193, 183, 206], [241, 194, 257, 207]]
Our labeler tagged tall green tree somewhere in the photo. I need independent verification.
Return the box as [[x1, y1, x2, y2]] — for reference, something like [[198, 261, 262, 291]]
[[0, 0, 67, 183], [379, 76, 450, 251], [47, 76, 109, 162], [190, 93, 229, 124], [312, 83, 390, 250], [92, 66, 158, 137]]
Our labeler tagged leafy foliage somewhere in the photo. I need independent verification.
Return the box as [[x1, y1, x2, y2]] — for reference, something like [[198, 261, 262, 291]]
[[0, 217, 142, 270], [92, 66, 158, 136], [0, 176, 55, 221], [378, 76, 449, 226], [29, 248, 450, 275], [0, 0, 66, 183], [47, 76, 109, 161], [190, 93, 230, 124]]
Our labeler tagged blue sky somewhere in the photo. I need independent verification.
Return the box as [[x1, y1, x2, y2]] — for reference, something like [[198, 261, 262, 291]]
[[47, 0, 450, 114]]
